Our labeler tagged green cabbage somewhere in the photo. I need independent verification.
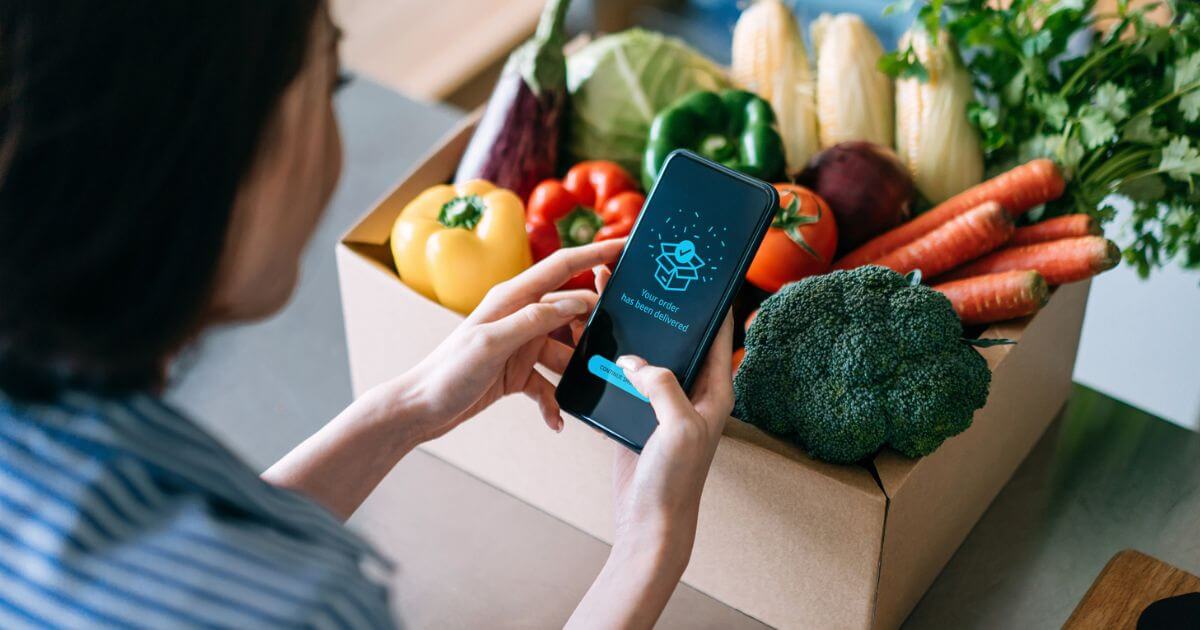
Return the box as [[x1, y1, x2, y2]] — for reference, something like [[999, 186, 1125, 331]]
[[566, 29, 729, 176]]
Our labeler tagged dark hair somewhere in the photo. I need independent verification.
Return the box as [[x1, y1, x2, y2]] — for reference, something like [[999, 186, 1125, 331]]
[[0, 2, 321, 400]]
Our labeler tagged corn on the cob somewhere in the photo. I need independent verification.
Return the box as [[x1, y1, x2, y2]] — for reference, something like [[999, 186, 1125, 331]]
[[813, 14, 893, 149], [731, 0, 820, 171], [895, 27, 984, 203], [810, 13, 831, 62]]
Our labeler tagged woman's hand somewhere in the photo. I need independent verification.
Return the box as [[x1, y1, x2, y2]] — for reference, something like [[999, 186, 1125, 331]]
[[610, 314, 733, 555], [567, 267, 734, 630], [266, 240, 623, 519], [398, 239, 625, 443]]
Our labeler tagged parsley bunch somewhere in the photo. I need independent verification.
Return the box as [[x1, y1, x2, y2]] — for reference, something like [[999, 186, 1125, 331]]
[[885, 0, 1200, 276]]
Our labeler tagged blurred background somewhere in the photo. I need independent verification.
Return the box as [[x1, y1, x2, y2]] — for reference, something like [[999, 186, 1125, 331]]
[[331, 0, 915, 108], [327, 0, 1197, 429]]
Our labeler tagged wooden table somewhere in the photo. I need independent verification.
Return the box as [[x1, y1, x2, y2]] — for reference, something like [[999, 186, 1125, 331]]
[[1065, 550, 1200, 628]]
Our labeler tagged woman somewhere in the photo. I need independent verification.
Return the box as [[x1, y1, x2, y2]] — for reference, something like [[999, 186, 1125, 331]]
[[0, 2, 733, 628]]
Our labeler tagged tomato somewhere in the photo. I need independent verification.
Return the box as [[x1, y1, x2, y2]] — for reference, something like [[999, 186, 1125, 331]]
[[746, 184, 838, 293]]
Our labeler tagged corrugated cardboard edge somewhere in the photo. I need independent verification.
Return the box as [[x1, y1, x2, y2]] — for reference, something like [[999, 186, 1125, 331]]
[[869, 280, 1091, 629]]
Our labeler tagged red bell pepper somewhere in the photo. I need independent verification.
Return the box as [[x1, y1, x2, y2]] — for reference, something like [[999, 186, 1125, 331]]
[[526, 160, 645, 289]]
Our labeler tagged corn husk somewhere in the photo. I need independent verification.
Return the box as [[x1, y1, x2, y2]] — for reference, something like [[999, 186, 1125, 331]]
[[731, 0, 820, 171], [810, 13, 831, 61], [812, 14, 893, 149], [895, 28, 984, 203]]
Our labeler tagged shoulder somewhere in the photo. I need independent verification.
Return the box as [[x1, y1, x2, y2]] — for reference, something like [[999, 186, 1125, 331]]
[[0, 393, 395, 629]]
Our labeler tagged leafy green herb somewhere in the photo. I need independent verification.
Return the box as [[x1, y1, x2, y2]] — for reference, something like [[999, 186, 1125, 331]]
[[1160, 137, 1200, 183], [892, 0, 1200, 276], [878, 45, 929, 81]]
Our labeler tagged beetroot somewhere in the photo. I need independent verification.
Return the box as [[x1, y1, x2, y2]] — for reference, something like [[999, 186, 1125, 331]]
[[796, 142, 914, 256]]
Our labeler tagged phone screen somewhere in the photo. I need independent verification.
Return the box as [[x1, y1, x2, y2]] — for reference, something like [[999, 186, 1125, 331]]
[[556, 151, 778, 450]]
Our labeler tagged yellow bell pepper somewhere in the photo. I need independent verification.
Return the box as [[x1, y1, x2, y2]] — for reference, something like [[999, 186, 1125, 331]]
[[390, 180, 532, 314]]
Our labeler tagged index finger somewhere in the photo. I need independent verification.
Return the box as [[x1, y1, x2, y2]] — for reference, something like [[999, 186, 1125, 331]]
[[476, 239, 625, 319]]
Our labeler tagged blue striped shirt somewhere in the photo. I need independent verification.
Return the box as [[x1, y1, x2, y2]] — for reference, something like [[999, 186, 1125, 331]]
[[0, 389, 394, 629]]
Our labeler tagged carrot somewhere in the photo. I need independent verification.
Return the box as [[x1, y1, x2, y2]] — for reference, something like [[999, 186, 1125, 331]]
[[872, 201, 1013, 277], [1010, 214, 1100, 247], [937, 236, 1121, 285], [834, 158, 1065, 269], [933, 270, 1049, 325], [732, 347, 746, 375]]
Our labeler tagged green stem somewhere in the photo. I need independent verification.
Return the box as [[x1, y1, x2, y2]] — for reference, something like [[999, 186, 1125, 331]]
[[1114, 167, 1164, 187], [518, 0, 571, 96], [438, 195, 487, 230], [1084, 147, 1154, 185], [533, 0, 570, 43], [1059, 41, 1124, 97], [1126, 81, 1200, 123], [555, 207, 603, 247], [1078, 144, 1110, 177]]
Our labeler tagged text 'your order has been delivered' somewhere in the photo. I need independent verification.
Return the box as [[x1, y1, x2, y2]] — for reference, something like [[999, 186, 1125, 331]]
[[619, 288, 691, 333]]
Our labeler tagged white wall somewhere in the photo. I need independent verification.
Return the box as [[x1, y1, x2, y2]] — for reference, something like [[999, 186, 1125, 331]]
[[1074, 246, 1200, 430]]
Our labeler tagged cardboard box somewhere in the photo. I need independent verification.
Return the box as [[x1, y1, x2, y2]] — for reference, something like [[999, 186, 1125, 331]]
[[337, 118, 1091, 629]]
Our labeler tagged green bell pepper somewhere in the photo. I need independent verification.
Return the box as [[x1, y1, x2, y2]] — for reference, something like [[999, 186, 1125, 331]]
[[641, 89, 786, 190]]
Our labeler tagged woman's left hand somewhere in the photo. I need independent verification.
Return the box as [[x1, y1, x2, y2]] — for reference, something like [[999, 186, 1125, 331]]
[[266, 240, 622, 520], [395, 239, 625, 442]]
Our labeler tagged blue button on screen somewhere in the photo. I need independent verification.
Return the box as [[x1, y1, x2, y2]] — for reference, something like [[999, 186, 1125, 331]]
[[587, 355, 650, 403]]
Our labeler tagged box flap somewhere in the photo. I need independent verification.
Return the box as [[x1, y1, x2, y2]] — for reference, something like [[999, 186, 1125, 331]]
[[724, 418, 883, 500], [688, 423, 888, 629]]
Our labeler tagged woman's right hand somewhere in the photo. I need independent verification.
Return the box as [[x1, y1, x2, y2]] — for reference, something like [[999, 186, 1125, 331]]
[[567, 268, 734, 630], [610, 314, 733, 560]]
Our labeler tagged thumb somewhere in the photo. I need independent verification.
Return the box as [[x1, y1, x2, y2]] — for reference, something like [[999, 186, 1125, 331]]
[[616, 356, 693, 427], [478, 298, 589, 357]]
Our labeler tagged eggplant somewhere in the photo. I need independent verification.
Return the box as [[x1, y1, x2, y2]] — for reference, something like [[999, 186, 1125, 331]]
[[453, 0, 570, 200]]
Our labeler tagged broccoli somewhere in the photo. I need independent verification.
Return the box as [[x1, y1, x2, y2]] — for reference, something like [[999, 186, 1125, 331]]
[[732, 265, 991, 464]]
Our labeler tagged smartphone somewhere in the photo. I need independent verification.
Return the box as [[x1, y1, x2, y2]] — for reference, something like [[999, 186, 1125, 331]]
[[555, 150, 779, 451]]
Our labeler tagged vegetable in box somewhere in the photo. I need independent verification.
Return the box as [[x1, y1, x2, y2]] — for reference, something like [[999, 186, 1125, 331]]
[[390, 180, 531, 314], [893, 26, 984, 204], [731, 0, 821, 172], [797, 142, 914, 255], [454, 0, 570, 200], [812, 13, 894, 149], [745, 184, 838, 293], [526, 161, 645, 289], [733, 265, 993, 464], [888, 0, 1200, 276], [565, 29, 730, 176], [641, 89, 786, 189]]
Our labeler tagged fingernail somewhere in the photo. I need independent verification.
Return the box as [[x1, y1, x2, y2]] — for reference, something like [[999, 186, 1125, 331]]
[[555, 417, 564, 433], [553, 298, 588, 316], [616, 355, 646, 372]]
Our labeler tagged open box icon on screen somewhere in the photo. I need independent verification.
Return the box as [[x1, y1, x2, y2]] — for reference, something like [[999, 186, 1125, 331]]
[[654, 240, 705, 292]]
